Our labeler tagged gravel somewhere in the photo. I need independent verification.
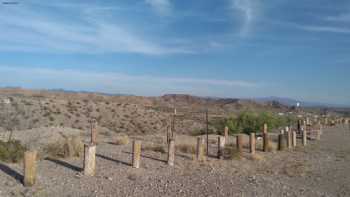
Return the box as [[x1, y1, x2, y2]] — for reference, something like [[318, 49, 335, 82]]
[[0, 125, 350, 197]]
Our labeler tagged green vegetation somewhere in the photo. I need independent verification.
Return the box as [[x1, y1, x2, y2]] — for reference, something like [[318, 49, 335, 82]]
[[0, 140, 26, 163], [212, 111, 296, 135]]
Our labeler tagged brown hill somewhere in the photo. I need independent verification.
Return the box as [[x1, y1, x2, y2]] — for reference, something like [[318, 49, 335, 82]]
[[0, 88, 289, 135]]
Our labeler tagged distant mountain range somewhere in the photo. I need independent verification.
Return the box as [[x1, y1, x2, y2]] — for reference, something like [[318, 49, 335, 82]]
[[1, 86, 347, 108], [254, 96, 349, 108]]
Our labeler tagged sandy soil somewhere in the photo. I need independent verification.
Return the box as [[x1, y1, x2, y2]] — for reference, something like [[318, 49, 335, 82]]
[[0, 125, 350, 197]]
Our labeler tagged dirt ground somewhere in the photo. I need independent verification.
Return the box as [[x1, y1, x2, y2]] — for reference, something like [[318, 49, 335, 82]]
[[0, 125, 350, 197]]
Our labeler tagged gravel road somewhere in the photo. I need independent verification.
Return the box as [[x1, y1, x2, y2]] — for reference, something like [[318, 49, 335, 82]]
[[0, 125, 349, 197]]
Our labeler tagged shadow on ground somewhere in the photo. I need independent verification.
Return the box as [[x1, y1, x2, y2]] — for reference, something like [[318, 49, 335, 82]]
[[0, 163, 23, 183], [45, 158, 82, 172]]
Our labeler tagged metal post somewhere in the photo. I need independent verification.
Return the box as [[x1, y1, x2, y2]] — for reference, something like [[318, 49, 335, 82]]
[[206, 109, 209, 156]]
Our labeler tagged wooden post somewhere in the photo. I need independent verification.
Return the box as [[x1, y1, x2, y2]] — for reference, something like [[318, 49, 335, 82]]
[[236, 134, 243, 153], [196, 137, 205, 161], [23, 151, 37, 187], [166, 126, 172, 144], [217, 136, 225, 159], [287, 131, 292, 149], [302, 129, 307, 146], [84, 144, 96, 176], [205, 110, 209, 157], [249, 133, 256, 154], [132, 140, 142, 168], [292, 131, 297, 147], [90, 120, 98, 145], [263, 123, 268, 133], [263, 132, 269, 152], [278, 134, 286, 151], [224, 126, 229, 145], [167, 139, 175, 166]]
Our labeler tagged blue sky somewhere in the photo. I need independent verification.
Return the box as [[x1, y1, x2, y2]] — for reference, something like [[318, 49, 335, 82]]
[[0, 0, 349, 105]]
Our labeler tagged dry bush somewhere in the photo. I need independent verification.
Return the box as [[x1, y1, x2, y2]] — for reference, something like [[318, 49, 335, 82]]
[[115, 135, 129, 145], [176, 144, 196, 154], [142, 145, 166, 153], [245, 154, 264, 161], [223, 147, 242, 160], [267, 142, 277, 152], [43, 136, 83, 158], [0, 140, 26, 163]]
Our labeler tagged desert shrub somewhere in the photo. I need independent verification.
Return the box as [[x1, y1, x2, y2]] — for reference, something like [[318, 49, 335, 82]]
[[213, 111, 297, 135], [115, 135, 129, 145], [49, 116, 55, 122], [142, 145, 166, 153], [23, 101, 33, 106], [43, 136, 83, 158], [223, 147, 241, 160], [176, 144, 196, 154], [0, 140, 26, 163]]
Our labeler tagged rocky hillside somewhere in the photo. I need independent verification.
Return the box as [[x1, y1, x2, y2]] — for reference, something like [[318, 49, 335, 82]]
[[0, 88, 290, 135]]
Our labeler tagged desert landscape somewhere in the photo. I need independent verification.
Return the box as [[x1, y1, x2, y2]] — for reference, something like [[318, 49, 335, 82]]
[[0, 88, 349, 197], [1, 1, 350, 196]]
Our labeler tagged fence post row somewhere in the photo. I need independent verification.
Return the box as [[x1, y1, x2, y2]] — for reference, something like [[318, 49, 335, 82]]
[[20, 116, 330, 187]]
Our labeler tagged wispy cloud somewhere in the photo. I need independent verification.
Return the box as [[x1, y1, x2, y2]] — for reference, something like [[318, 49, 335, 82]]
[[326, 14, 350, 22], [0, 65, 260, 96], [0, 2, 190, 55], [231, 0, 257, 36], [145, 0, 172, 16], [298, 25, 350, 34]]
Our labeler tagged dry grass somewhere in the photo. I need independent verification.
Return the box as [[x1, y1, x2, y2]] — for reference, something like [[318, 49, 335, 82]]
[[115, 135, 130, 145], [142, 145, 166, 153], [43, 136, 83, 158], [176, 144, 196, 154], [267, 142, 278, 152], [0, 140, 26, 163], [223, 147, 242, 160], [245, 153, 264, 161]]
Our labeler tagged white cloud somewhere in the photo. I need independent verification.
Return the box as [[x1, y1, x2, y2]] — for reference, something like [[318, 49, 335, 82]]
[[0, 3, 189, 55], [0, 65, 260, 96], [326, 14, 350, 22], [231, 0, 256, 36], [145, 0, 171, 16], [298, 25, 350, 34]]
